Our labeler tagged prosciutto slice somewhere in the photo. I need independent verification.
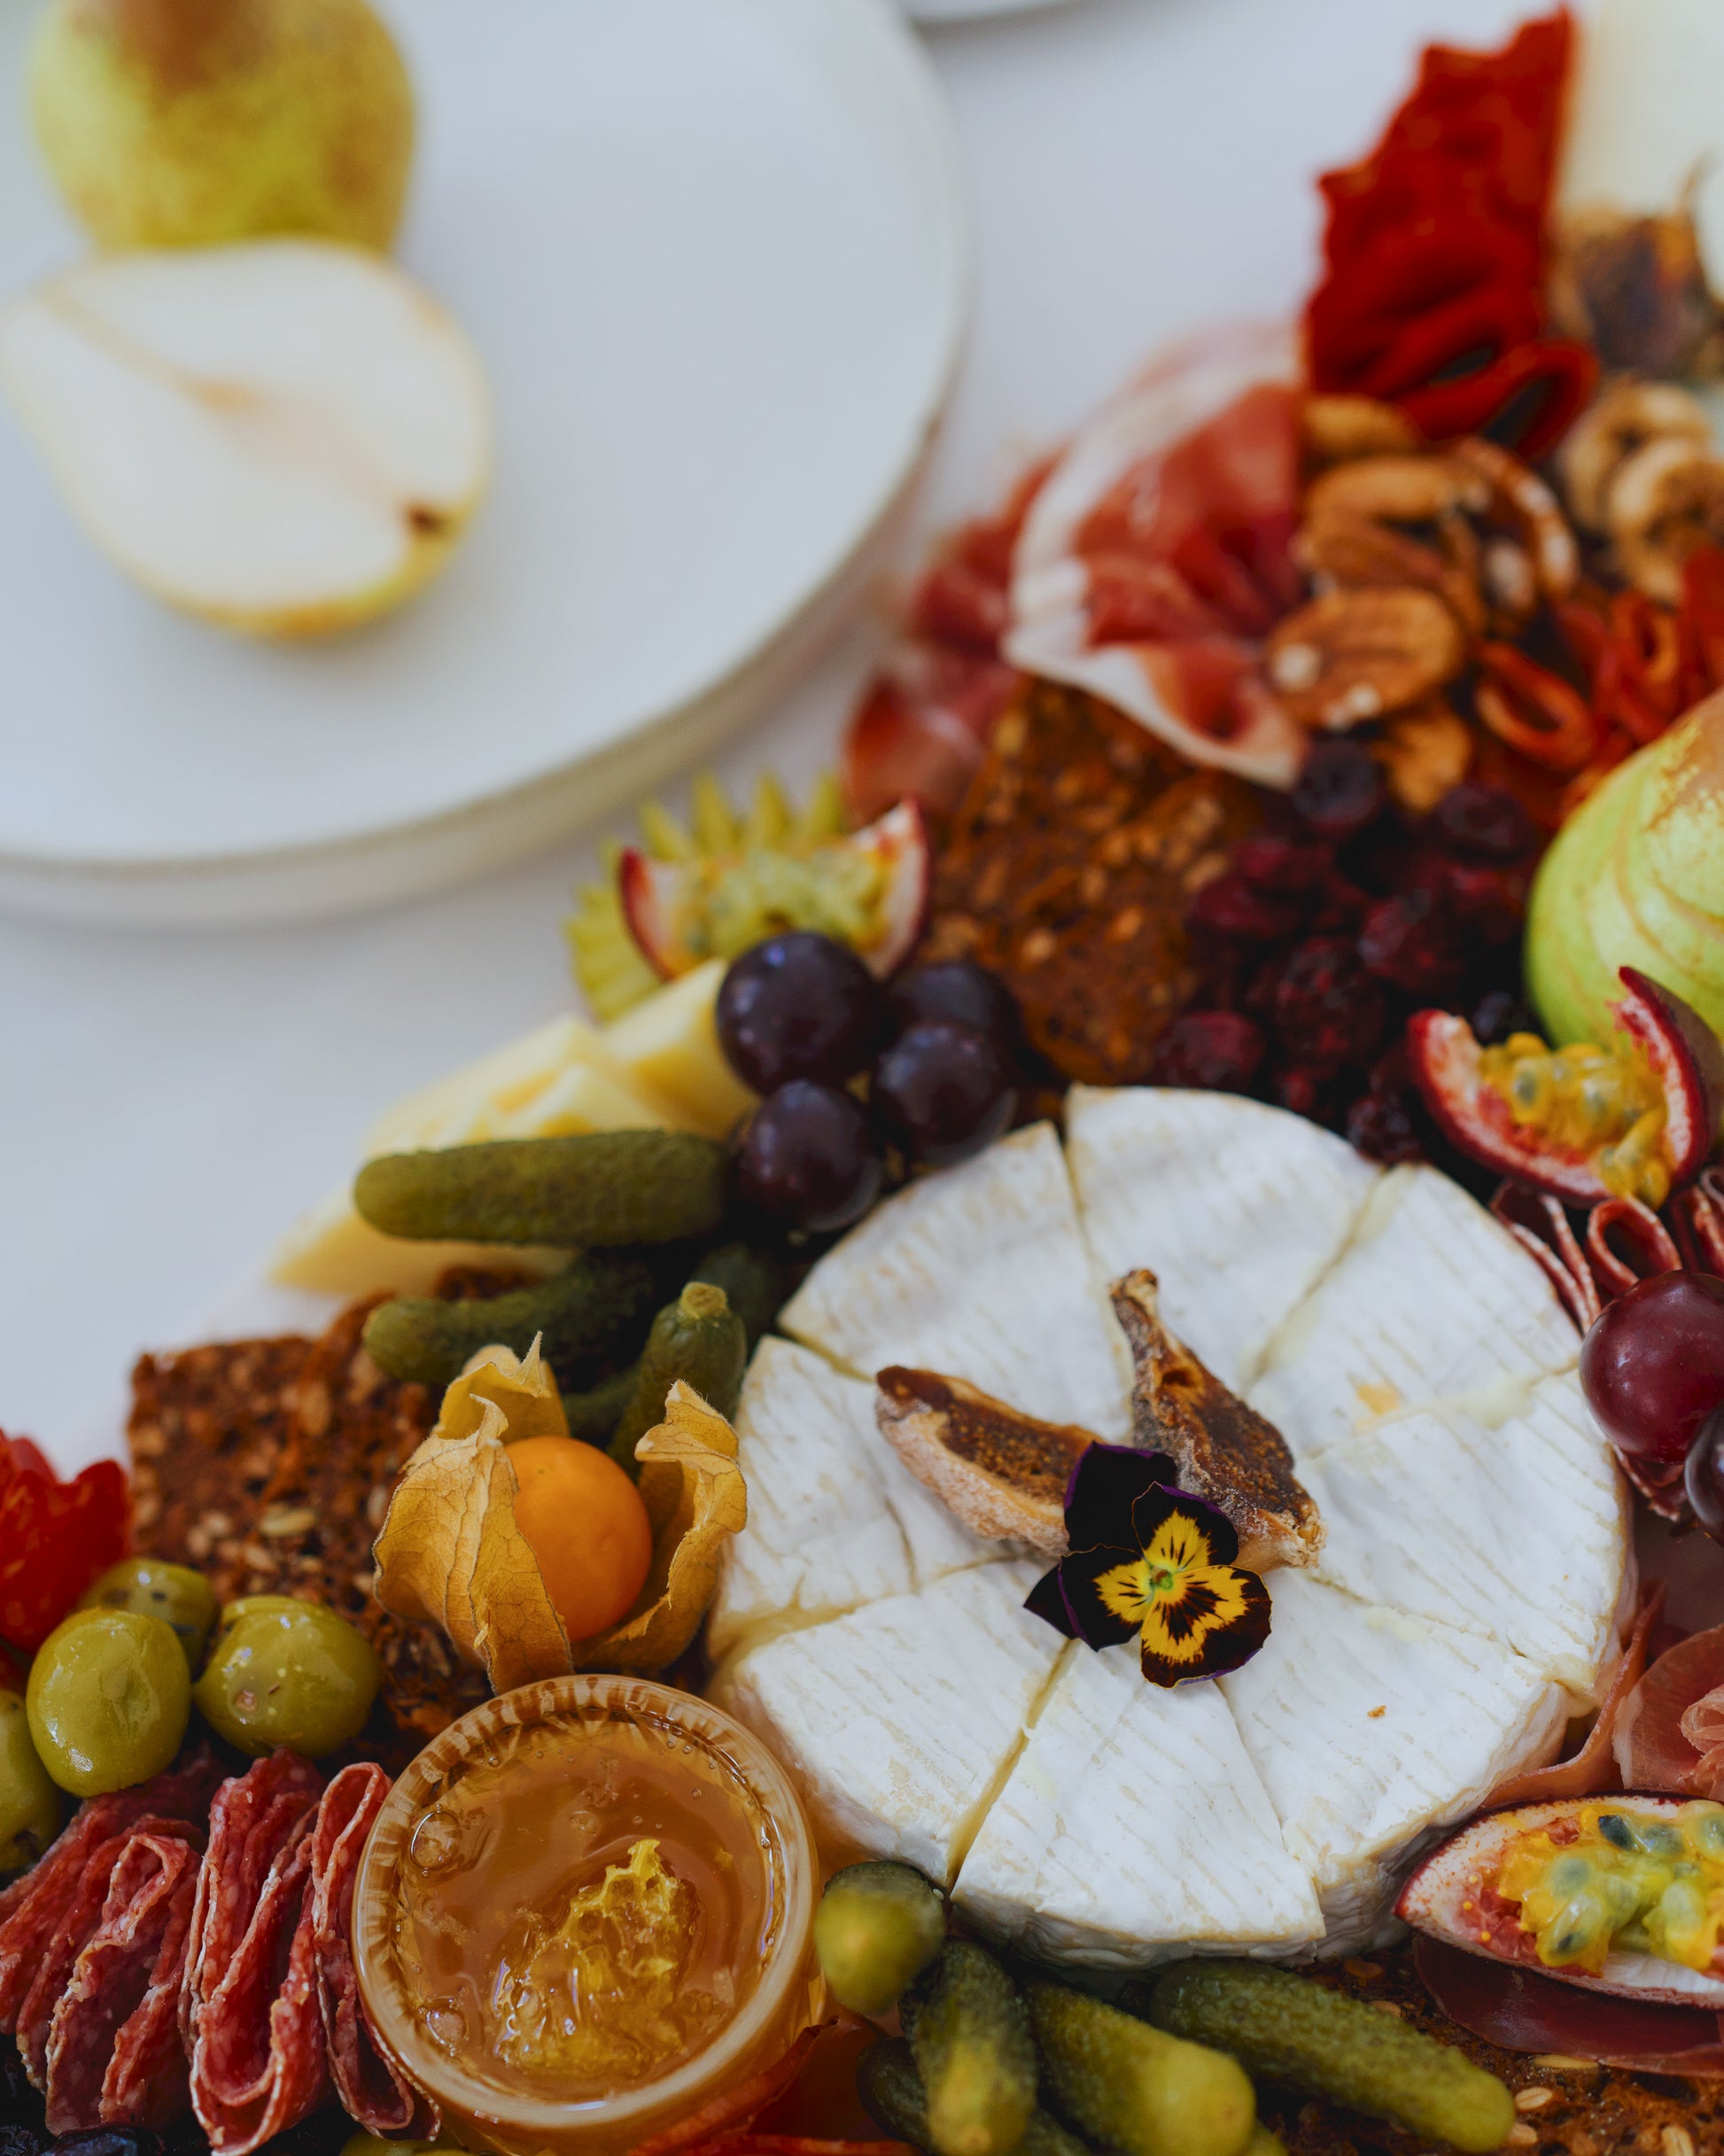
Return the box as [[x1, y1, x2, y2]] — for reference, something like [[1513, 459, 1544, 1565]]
[[185, 1750, 330, 2156], [309, 1762, 426, 2137], [1006, 321, 1309, 787]]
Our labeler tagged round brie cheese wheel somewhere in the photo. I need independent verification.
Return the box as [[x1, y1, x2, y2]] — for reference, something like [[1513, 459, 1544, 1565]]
[[708, 1091, 1631, 1967]]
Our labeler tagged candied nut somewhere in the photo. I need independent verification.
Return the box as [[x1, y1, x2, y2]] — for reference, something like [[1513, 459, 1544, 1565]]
[[1371, 698, 1473, 814], [1265, 588, 1465, 731], [1558, 377, 1712, 532], [1449, 437, 1579, 607], [1301, 393, 1423, 468], [1607, 434, 1724, 605]]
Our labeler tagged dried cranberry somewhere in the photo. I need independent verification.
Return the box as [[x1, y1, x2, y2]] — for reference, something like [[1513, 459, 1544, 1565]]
[[1431, 782, 1536, 862], [1368, 1039, 1417, 1094], [1441, 862, 1522, 945], [1307, 872, 1370, 934], [1273, 1067, 1338, 1123], [1149, 1012, 1266, 1093], [1232, 835, 1332, 895], [1186, 873, 1304, 943], [1357, 891, 1465, 999], [1347, 1088, 1429, 1164], [1291, 739, 1386, 841], [1470, 987, 1537, 1045], [1270, 938, 1386, 1077]]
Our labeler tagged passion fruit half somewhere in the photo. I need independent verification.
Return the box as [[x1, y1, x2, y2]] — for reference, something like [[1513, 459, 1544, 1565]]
[[620, 799, 930, 984], [1398, 1797, 1724, 2009], [1408, 966, 1724, 1207]]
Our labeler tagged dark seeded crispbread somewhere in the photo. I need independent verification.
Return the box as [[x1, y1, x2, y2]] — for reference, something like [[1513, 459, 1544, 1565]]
[[128, 1289, 493, 1771], [1259, 1945, 1724, 2156], [918, 680, 1262, 1086]]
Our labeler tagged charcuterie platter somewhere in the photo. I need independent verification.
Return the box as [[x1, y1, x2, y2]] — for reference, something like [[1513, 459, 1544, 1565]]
[[15, 4, 1724, 2155]]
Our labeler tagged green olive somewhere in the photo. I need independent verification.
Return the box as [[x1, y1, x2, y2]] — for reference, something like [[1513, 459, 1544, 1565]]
[[193, 1597, 381, 1759], [26, 1608, 191, 1798], [0, 1689, 58, 1872], [78, 1557, 218, 1672]]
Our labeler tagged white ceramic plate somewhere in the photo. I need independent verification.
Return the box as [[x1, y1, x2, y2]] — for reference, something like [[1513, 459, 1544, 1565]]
[[0, 0, 969, 928]]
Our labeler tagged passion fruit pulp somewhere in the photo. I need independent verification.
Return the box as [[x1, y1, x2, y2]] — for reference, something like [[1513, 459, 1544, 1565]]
[[1408, 966, 1724, 1206], [621, 799, 930, 985]]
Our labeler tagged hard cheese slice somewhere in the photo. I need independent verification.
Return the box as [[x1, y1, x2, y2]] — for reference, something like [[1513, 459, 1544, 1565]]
[[1301, 1370, 1631, 1704], [1247, 1165, 1580, 1462], [955, 1644, 1323, 1967], [708, 1338, 991, 1662], [714, 1561, 1063, 1886], [1219, 1572, 1568, 1952], [1066, 1086, 1379, 1392], [780, 1123, 1130, 1437]]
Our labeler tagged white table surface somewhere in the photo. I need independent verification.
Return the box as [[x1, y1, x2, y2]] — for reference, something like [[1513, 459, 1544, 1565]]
[[1, 0, 1537, 1464]]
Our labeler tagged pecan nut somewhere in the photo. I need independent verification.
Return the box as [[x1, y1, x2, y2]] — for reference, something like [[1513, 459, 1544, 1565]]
[[1301, 393, 1424, 470], [1264, 587, 1467, 730], [1371, 698, 1474, 813]]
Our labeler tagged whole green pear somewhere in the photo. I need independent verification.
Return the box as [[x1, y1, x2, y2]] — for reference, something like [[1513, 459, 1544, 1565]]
[[1526, 689, 1724, 1047], [28, 0, 415, 251]]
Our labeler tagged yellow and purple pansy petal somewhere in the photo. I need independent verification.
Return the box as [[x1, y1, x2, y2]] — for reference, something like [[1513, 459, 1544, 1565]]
[[1061, 1442, 1176, 1553]]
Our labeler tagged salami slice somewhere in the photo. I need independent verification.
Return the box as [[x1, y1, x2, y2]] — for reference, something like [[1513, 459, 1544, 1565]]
[[308, 1763, 428, 2137], [186, 1752, 330, 2156], [43, 1822, 204, 2133], [0, 1747, 221, 2090]]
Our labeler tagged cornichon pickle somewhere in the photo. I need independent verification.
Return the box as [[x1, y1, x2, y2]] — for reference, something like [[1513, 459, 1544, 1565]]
[[562, 1363, 640, 1448], [907, 1942, 1037, 2156], [688, 1241, 794, 1347], [858, 2039, 1088, 2156], [353, 1132, 728, 1248], [814, 1860, 945, 2014], [363, 1253, 658, 1392], [608, 1282, 749, 1471], [1027, 1979, 1255, 2156], [1142, 1961, 1512, 2156]]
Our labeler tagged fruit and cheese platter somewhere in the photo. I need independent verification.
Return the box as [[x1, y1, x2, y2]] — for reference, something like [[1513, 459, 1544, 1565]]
[[22, 4, 1724, 2156]]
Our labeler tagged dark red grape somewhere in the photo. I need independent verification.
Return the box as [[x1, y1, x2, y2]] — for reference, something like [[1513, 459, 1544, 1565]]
[[1291, 739, 1385, 840], [1431, 782, 1535, 862], [1686, 1407, 1724, 1541], [717, 932, 885, 1093], [1148, 1012, 1265, 1092], [1580, 1271, 1724, 1464], [888, 961, 1021, 1048], [873, 1021, 1016, 1169], [735, 1082, 883, 1232]]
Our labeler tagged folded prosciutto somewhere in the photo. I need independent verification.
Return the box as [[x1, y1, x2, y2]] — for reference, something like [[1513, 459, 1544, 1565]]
[[1006, 320, 1309, 788]]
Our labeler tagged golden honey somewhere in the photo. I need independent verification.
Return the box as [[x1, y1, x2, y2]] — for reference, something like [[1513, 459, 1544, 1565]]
[[355, 1677, 819, 2156]]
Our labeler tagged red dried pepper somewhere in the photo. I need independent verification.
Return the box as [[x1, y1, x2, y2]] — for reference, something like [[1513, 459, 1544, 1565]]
[[1306, 12, 1596, 460], [1473, 641, 1598, 772], [0, 1431, 129, 1654]]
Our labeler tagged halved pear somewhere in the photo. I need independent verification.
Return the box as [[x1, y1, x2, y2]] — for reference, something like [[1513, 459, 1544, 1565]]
[[0, 238, 490, 637]]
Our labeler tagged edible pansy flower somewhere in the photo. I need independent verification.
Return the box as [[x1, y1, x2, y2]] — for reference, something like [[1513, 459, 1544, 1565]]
[[1025, 1443, 1270, 1688]]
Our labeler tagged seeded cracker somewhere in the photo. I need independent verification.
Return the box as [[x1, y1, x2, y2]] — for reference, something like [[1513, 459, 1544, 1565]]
[[128, 1286, 507, 1768], [919, 681, 1262, 1086]]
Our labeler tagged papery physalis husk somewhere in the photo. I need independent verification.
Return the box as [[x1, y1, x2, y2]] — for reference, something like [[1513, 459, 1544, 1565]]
[[372, 1342, 746, 1693]]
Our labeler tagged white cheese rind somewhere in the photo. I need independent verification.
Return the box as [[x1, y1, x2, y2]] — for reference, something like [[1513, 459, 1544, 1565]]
[[1302, 1371, 1630, 1703], [713, 1561, 1064, 1886], [709, 1338, 991, 1662], [780, 1123, 1131, 1438], [1065, 1086, 1379, 1392], [1248, 1165, 1580, 1461], [1219, 1572, 1569, 1952], [954, 1646, 1324, 1967]]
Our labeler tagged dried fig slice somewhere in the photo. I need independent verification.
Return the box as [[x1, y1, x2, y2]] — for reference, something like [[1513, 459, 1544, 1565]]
[[1557, 378, 1712, 534], [1109, 1269, 1321, 1570], [1264, 586, 1466, 730], [1607, 435, 1724, 606], [873, 1366, 1096, 1555]]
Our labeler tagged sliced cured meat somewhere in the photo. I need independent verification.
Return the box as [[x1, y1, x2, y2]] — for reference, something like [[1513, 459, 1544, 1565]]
[[44, 1823, 204, 2132], [0, 1748, 221, 2093], [185, 1751, 330, 2156], [1006, 322, 1309, 788], [1615, 1623, 1724, 1797], [1412, 1934, 1724, 2074], [309, 1763, 425, 2137]]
